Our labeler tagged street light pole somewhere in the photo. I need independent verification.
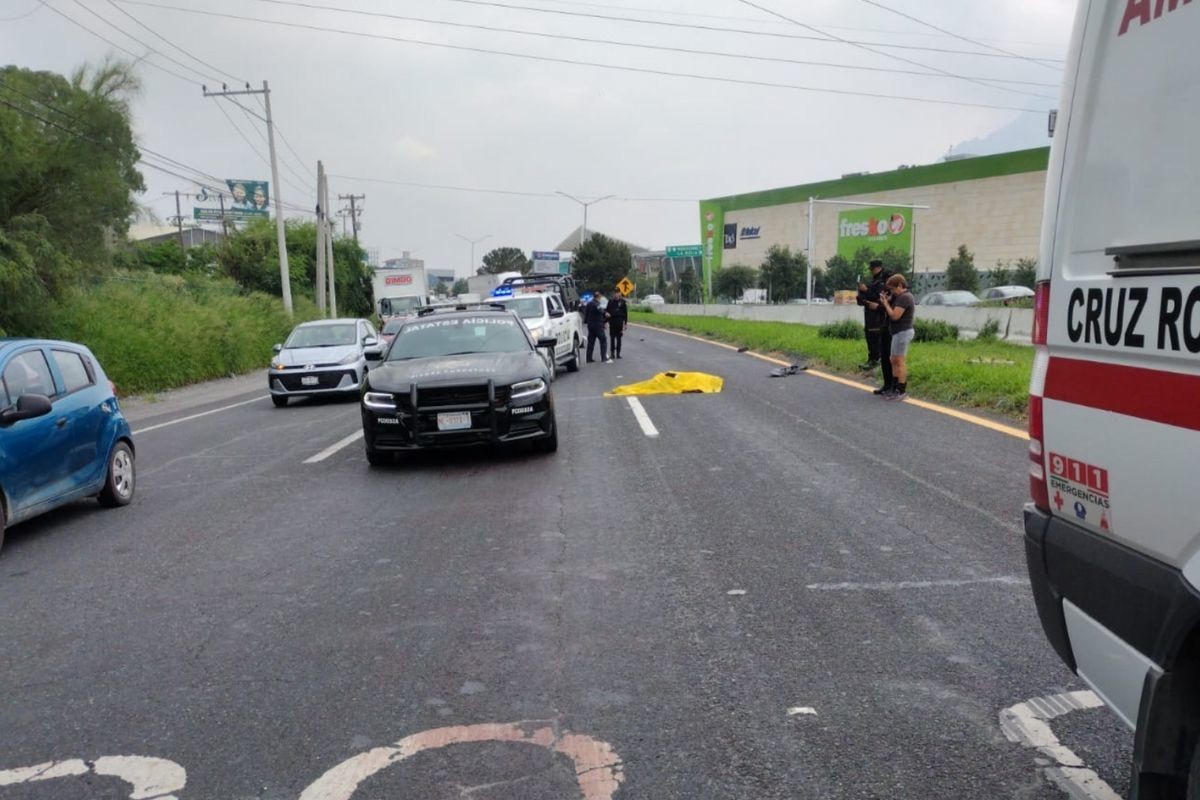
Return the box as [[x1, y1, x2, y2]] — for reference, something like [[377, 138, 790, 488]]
[[555, 192, 615, 247], [456, 233, 491, 274]]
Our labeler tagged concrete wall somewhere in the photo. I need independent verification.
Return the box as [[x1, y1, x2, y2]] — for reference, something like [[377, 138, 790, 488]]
[[719, 170, 1046, 276], [648, 303, 1033, 342]]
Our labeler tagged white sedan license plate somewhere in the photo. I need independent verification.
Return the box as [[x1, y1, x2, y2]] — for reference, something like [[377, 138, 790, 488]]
[[437, 411, 472, 431], [301, 376, 319, 386]]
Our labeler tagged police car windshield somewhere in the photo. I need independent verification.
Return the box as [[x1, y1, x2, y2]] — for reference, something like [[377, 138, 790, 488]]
[[387, 316, 530, 360], [285, 323, 357, 348], [501, 297, 544, 320]]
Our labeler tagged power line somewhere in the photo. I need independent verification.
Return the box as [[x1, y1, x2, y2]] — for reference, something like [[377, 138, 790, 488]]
[[234, 0, 1064, 63], [857, 0, 1063, 71], [733, 0, 1055, 101], [63, 0, 210, 84], [167, 0, 1060, 90], [213, 98, 313, 198], [113, 2, 1052, 113], [328, 173, 696, 202], [0, 88, 316, 215], [219, 94, 316, 192], [0, 4, 40, 21], [101, 0, 246, 83]]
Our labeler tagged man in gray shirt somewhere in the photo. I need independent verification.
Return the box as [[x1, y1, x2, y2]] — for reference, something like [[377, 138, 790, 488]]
[[878, 274, 915, 400]]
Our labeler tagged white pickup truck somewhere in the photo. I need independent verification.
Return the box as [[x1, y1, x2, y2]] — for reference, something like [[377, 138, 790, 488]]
[[494, 292, 584, 375]]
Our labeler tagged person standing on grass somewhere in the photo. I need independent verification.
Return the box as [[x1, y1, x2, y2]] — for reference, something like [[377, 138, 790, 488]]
[[878, 273, 915, 400], [862, 260, 896, 394], [856, 259, 890, 371], [606, 289, 628, 359]]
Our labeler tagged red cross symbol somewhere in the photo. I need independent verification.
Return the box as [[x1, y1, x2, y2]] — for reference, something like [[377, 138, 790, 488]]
[[1054, 491, 1064, 511]]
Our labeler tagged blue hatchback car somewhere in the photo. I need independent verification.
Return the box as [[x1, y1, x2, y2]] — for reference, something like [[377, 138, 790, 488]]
[[0, 339, 135, 551]]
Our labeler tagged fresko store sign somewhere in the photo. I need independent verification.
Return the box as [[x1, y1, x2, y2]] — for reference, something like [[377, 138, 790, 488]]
[[836, 206, 912, 260]]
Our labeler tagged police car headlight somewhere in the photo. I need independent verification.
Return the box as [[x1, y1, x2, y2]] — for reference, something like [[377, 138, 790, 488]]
[[510, 378, 547, 403], [363, 391, 396, 412]]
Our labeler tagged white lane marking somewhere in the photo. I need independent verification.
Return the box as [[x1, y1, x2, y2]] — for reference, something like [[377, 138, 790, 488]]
[[0, 755, 186, 799], [304, 429, 365, 464], [131, 395, 269, 435], [787, 706, 818, 717], [805, 576, 1030, 591], [726, 589, 747, 596], [299, 721, 623, 800], [626, 396, 659, 437], [1000, 690, 1120, 800]]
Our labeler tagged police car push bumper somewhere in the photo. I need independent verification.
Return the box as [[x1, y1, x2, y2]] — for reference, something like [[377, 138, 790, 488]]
[[362, 379, 553, 450]]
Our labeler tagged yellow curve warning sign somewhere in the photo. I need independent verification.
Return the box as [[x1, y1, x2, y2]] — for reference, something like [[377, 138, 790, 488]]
[[605, 371, 724, 397]]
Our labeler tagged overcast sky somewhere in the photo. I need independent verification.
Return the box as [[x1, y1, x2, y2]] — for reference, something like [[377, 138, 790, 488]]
[[2, 0, 1075, 276]]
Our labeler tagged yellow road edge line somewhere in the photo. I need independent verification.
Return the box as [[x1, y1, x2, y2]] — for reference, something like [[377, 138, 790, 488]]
[[631, 322, 1029, 441]]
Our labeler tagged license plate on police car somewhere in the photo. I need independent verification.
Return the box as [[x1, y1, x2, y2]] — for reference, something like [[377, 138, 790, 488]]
[[437, 411, 471, 431], [301, 376, 319, 386]]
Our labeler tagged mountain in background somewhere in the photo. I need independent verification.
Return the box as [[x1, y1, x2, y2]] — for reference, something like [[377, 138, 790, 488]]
[[947, 113, 1052, 158]]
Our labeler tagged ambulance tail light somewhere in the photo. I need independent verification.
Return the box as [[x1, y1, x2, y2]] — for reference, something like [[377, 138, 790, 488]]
[[1028, 394, 1050, 512], [1028, 279, 1051, 512], [1032, 280, 1050, 346]]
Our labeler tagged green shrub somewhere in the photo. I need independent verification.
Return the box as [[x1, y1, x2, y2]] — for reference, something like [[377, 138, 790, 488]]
[[39, 272, 317, 394], [817, 319, 862, 339], [976, 318, 1001, 341], [913, 318, 959, 342]]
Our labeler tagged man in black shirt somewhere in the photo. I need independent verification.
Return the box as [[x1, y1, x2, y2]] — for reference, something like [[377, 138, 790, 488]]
[[856, 259, 888, 370], [860, 260, 896, 394], [606, 290, 629, 359]]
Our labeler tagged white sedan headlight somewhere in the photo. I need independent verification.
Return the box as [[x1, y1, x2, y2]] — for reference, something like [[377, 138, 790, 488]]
[[339, 351, 360, 365], [271, 360, 286, 370], [510, 378, 547, 404], [527, 325, 544, 339]]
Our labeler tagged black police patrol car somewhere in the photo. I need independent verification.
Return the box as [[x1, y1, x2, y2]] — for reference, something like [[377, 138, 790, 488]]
[[359, 305, 558, 465]]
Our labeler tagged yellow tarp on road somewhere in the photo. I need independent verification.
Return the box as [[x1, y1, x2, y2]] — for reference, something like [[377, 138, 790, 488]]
[[605, 371, 724, 397]]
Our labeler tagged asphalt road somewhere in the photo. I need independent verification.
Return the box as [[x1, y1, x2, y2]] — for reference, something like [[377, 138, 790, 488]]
[[0, 325, 1133, 799]]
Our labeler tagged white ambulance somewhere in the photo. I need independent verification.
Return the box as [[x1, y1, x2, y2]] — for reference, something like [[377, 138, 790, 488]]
[[1025, 0, 1200, 795]]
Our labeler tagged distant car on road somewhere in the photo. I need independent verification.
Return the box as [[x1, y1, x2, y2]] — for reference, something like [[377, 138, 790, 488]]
[[643, 294, 666, 306], [268, 318, 379, 407], [0, 339, 134, 551], [982, 285, 1035, 303], [379, 318, 404, 349], [918, 290, 981, 307], [359, 306, 558, 465], [494, 292, 584, 374]]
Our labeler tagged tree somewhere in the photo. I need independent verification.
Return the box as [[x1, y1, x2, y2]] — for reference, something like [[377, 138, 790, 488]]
[[1012, 257, 1037, 289], [216, 218, 374, 317], [758, 244, 807, 302], [571, 233, 632, 293], [0, 60, 144, 334], [678, 266, 699, 303], [988, 260, 1012, 288], [822, 254, 860, 294], [713, 265, 758, 301], [945, 244, 980, 292], [851, 246, 911, 280], [479, 246, 531, 275], [451, 278, 469, 295]]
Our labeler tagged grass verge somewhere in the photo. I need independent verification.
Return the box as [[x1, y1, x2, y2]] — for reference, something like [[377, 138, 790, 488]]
[[40, 272, 317, 395], [631, 310, 1033, 419]]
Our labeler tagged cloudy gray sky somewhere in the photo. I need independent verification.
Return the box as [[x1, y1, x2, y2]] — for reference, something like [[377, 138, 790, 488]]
[[2, 0, 1075, 275]]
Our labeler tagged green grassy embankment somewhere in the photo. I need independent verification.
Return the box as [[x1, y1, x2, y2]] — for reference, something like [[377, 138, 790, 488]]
[[41, 273, 317, 395], [631, 310, 1033, 419]]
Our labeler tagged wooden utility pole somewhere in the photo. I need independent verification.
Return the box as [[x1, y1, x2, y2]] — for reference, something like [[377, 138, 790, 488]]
[[326, 178, 337, 317]]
